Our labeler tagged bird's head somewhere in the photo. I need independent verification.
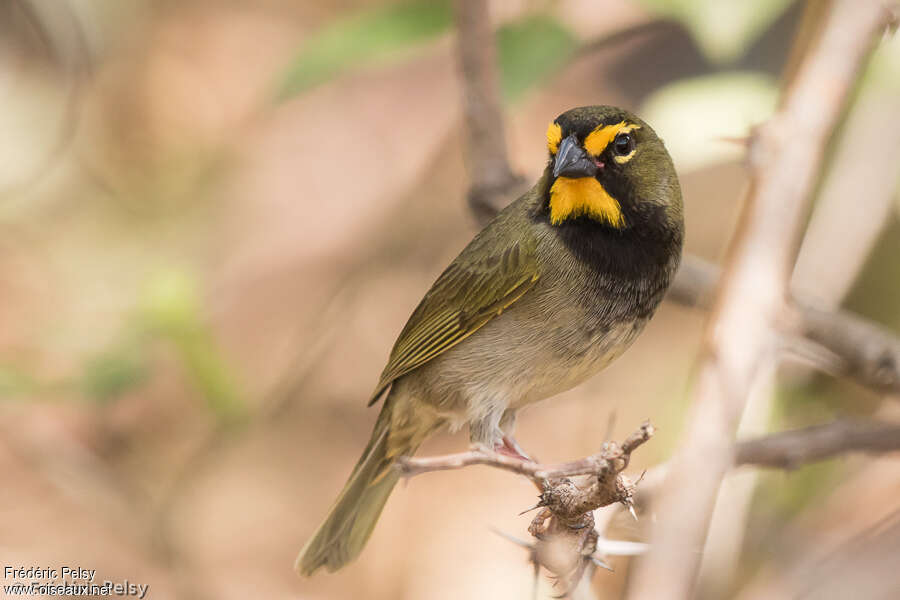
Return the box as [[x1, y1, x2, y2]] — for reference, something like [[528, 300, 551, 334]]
[[544, 106, 682, 234]]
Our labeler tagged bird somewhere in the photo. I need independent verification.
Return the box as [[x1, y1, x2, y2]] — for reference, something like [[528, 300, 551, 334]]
[[296, 105, 684, 576]]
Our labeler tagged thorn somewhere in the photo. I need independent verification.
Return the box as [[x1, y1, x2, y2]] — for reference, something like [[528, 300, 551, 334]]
[[489, 526, 534, 550], [596, 539, 650, 556], [518, 500, 545, 515], [591, 555, 614, 571]]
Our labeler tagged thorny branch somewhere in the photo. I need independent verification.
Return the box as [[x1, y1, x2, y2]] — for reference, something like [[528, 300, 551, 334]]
[[625, 418, 900, 506], [450, 0, 899, 596], [670, 255, 900, 395], [397, 422, 655, 595], [398, 416, 900, 595], [630, 2, 893, 598], [398, 422, 653, 482]]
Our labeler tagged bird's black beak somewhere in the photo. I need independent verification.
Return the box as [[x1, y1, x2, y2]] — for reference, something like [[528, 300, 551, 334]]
[[553, 134, 598, 179]]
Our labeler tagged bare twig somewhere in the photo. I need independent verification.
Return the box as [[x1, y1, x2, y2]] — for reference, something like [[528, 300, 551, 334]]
[[398, 423, 652, 495], [670, 255, 900, 394], [601, 418, 900, 542], [791, 302, 900, 394], [398, 421, 654, 484], [628, 3, 892, 598], [735, 419, 900, 469], [398, 422, 655, 595], [791, 87, 900, 307], [453, 0, 525, 223]]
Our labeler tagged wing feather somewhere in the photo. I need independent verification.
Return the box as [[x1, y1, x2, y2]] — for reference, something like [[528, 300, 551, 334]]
[[367, 236, 539, 406]]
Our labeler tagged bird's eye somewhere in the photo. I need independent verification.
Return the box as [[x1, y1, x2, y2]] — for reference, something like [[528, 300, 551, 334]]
[[613, 133, 635, 156]]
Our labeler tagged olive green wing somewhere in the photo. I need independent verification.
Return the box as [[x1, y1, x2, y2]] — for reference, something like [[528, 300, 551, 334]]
[[368, 237, 539, 406]]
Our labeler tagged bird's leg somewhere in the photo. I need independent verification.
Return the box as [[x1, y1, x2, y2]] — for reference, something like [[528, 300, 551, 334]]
[[471, 408, 534, 460], [495, 409, 534, 462]]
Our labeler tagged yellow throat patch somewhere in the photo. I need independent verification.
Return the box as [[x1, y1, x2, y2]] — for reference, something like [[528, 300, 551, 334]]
[[546, 120, 641, 227], [549, 177, 625, 228]]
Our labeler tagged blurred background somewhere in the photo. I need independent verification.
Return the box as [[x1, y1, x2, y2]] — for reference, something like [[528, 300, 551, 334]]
[[1, 0, 898, 598]]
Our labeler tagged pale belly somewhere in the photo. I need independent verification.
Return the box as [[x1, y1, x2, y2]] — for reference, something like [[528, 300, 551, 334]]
[[396, 294, 648, 438]]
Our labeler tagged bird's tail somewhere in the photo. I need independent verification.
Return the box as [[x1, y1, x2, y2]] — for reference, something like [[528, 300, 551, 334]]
[[295, 399, 419, 576]]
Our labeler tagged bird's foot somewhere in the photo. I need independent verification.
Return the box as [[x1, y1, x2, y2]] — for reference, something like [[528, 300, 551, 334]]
[[494, 435, 533, 461]]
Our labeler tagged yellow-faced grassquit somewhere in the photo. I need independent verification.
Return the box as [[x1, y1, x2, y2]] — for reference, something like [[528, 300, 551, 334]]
[[297, 105, 684, 575]]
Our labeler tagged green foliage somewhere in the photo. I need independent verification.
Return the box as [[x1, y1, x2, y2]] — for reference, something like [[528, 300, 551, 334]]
[[141, 268, 202, 335], [637, 0, 793, 64], [497, 15, 577, 103], [275, 0, 453, 101], [80, 345, 149, 403], [0, 270, 248, 418], [141, 269, 246, 424], [274, 3, 578, 106]]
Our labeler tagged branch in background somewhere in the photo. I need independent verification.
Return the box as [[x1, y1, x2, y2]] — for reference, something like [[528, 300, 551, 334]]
[[603, 418, 900, 531], [398, 422, 655, 595], [793, 303, 900, 394], [666, 254, 720, 309], [670, 255, 900, 395], [450, 0, 899, 595], [452, 0, 525, 224], [735, 418, 900, 469], [629, 3, 892, 598]]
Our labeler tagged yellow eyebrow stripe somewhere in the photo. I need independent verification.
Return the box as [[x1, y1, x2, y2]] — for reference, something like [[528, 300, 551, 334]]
[[546, 122, 562, 154], [583, 121, 641, 156]]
